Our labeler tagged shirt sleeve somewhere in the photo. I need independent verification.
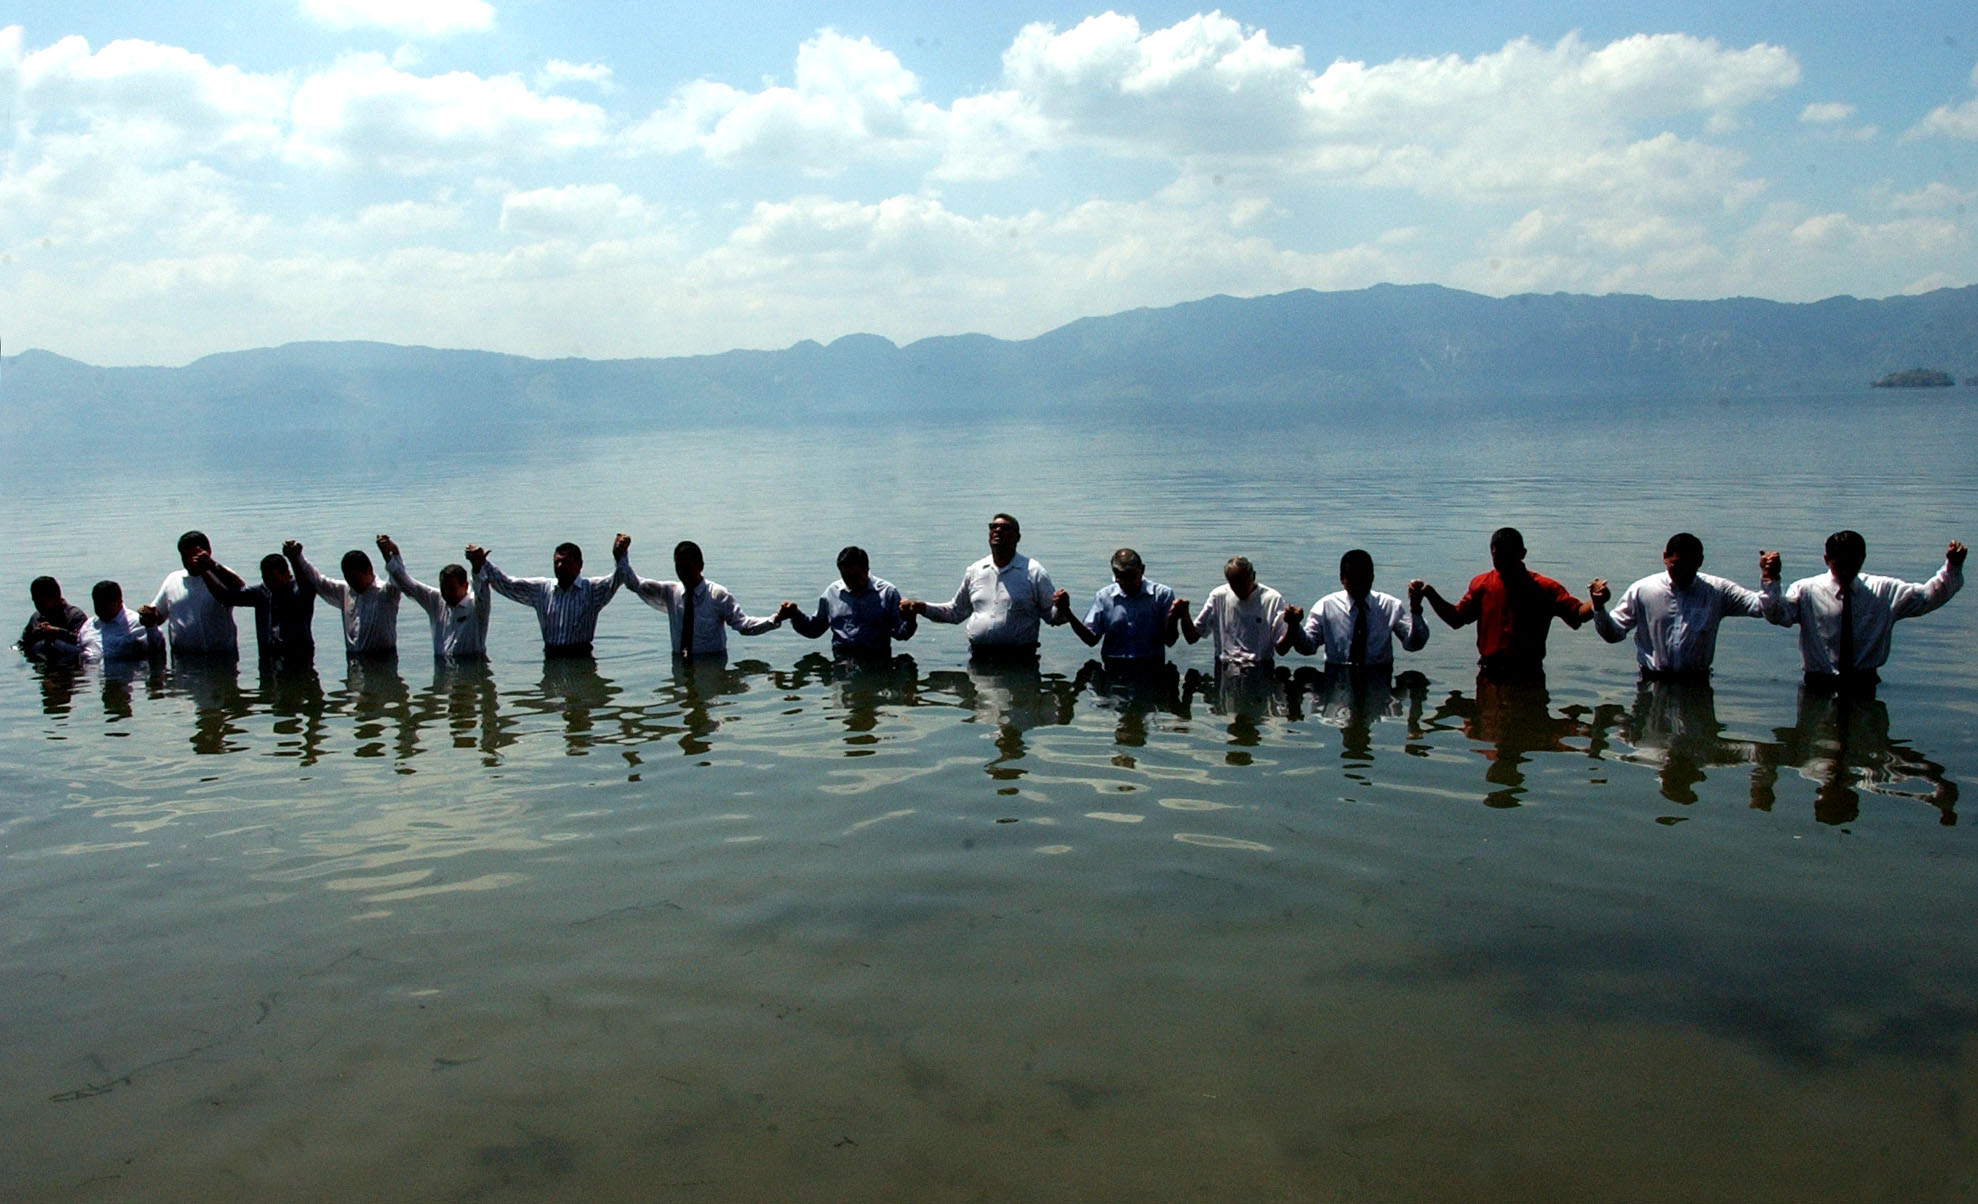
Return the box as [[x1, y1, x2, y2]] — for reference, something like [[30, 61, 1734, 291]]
[[481, 561, 546, 609], [614, 557, 669, 611], [1035, 566, 1065, 625], [386, 554, 443, 619], [1394, 600, 1429, 652], [1886, 563, 1962, 621], [715, 587, 779, 636], [1451, 579, 1483, 625], [921, 572, 973, 625], [886, 584, 917, 641], [292, 551, 349, 608], [1546, 577, 1586, 626], [1714, 577, 1766, 619], [473, 569, 493, 645], [1286, 603, 1320, 656], [1591, 585, 1635, 643], [790, 595, 830, 639], [1760, 579, 1797, 627]]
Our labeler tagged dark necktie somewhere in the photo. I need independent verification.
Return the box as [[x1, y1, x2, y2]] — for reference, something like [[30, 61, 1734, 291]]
[[1836, 578, 1854, 678], [1349, 599, 1368, 665], [680, 585, 697, 656]]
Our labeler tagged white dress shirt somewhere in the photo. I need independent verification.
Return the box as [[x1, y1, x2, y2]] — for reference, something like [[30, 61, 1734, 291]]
[[79, 608, 163, 661], [482, 558, 623, 649], [1193, 583, 1289, 668], [387, 555, 491, 660], [617, 559, 780, 655], [922, 553, 1060, 647], [294, 552, 401, 655], [148, 570, 238, 656], [1593, 571, 1764, 674], [1293, 589, 1428, 666], [1761, 563, 1962, 674]]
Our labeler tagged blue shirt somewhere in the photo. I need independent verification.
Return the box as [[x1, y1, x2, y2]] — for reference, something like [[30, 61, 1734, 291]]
[[792, 576, 916, 653], [1083, 579, 1176, 660]]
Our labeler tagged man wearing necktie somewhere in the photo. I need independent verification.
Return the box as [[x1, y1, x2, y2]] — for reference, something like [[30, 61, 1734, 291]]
[[1285, 548, 1430, 670], [616, 536, 790, 658], [1760, 531, 1967, 693]]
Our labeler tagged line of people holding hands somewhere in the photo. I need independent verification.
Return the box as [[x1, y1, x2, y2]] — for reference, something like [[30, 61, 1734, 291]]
[[19, 512, 1965, 696]]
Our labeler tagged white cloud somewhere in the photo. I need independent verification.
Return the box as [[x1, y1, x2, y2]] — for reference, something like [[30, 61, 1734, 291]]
[[288, 52, 609, 171], [1906, 97, 1978, 140], [537, 59, 615, 91], [299, 0, 495, 39], [14, 33, 290, 162], [1877, 181, 1974, 214], [499, 183, 653, 240], [1800, 101, 1854, 123]]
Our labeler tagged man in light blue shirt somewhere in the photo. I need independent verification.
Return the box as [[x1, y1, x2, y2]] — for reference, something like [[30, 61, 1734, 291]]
[[1054, 548, 1182, 663], [788, 545, 916, 656]]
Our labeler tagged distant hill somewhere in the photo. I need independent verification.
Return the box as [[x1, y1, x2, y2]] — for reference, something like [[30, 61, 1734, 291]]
[[6, 283, 1977, 441]]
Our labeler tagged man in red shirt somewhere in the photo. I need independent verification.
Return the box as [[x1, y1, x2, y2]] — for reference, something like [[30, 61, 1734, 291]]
[[1421, 527, 1594, 678]]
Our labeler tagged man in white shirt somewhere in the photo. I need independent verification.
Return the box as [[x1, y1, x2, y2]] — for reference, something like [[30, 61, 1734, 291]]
[[1759, 531, 1965, 691], [907, 513, 1064, 658], [380, 534, 492, 660], [1286, 549, 1429, 670], [481, 536, 627, 656], [79, 581, 164, 662], [290, 538, 402, 657], [617, 536, 787, 657], [1588, 532, 1764, 678], [1178, 556, 1293, 669], [139, 530, 242, 658]]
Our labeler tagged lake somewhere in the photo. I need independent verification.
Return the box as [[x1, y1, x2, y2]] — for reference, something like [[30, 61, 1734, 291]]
[[3, 392, 1976, 1201]]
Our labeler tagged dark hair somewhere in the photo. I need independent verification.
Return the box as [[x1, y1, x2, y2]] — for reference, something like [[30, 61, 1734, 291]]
[[340, 550, 374, 579], [260, 553, 290, 577], [1224, 555, 1255, 578], [554, 542, 583, 561], [990, 513, 1020, 534], [177, 530, 211, 556], [1110, 548, 1143, 574], [673, 540, 704, 570], [440, 564, 470, 590], [30, 575, 60, 598], [1339, 548, 1374, 578], [1664, 532, 1705, 561], [837, 545, 869, 573], [91, 580, 122, 608], [1825, 530, 1867, 564], [1489, 527, 1525, 556]]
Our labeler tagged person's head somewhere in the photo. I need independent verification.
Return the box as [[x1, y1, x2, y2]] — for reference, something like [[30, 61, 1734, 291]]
[[988, 513, 1021, 560], [340, 550, 376, 592], [1489, 527, 1527, 573], [836, 545, 871, 592], [1824, 530, 1867, 582], [1110, 548, 1145, 592], [1224, 555, 1257, 599], [259, 553, 294, 591], [1338, 548, 1375, 598], [90, 580, 123, 622], [673, 540, 705, 587], [552, 542, 583, 586], [29, 576, 63, 616], [1663, 532, 1705, 588], [439, 563, 471, 606], [177, 530, 212, 571]]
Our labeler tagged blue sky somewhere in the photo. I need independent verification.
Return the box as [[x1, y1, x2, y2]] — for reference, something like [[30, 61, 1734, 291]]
[[2, 1, 1974, 364]]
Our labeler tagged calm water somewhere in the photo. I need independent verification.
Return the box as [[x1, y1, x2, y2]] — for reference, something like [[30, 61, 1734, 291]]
[[4, 394, 1977, 1201]]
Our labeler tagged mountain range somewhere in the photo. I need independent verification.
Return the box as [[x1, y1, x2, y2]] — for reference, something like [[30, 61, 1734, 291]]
[[5, 283, 1975, 440]]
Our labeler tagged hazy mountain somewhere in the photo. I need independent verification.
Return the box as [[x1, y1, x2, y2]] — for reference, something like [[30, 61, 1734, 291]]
[[6, 283, 1975, 441]]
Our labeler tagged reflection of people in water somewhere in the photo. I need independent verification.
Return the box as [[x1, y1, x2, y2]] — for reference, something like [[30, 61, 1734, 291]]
[[1751, 688, 1958, 825], [1290, 665, 1430, 765], [1422, 527, 1593, 680], [1430, 676, 1592, 808], [1759, 533, 1965, 695], [924, 660, 1076, 778], [516, 655, 620, 755], [1606, 677, 1760, 805], [406, 659, 508, 764], [170, 654, 250, 756], [1073, 657, 1183, 748], [1183, 662, 1289, 760], [254, 658, 328, 767], [1588, 532, 1765, 679], [658, 654, 764, 758]]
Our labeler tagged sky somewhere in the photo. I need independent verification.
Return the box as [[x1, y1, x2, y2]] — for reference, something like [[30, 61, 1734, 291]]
[[2, 1, 1975, 366]]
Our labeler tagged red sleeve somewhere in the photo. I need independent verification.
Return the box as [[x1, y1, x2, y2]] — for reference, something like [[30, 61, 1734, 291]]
[[1453, 574, 1488, 621]]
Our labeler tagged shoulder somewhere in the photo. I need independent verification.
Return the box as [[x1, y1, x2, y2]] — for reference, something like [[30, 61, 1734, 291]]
[[1530, 572, 1574, 598]]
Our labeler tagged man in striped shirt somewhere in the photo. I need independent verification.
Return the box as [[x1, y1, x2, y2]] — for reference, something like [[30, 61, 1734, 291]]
[[480, 534, 628, 656]]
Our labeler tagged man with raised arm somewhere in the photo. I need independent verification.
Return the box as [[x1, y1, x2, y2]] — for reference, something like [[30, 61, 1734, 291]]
[[787, 545, 916, 657], [289, 537, 402, 658], [78, 581, 164, 662], [480, 536, 626, 657], [905, 513, 1064, 659], [1176, 555, 1294, 670], [1051, 548, 1182, 665], [617, 536, 787, 657], [1420, 527, 1593, 678], [380, 535, 492, 661], [19, 577, 87, 662], [1759, 533, 1965, 692], [139, 530, 243, 658], [201, 547, 317, 665], [1587, 532, 1763, 679], [1285, 548, 1429, 670]]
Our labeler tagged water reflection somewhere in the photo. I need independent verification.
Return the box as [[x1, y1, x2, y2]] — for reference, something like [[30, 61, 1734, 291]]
[[771, 652, 922, 756], [923, 661, 1076, 779], [1751, 688, 1959, 826], [254, 661, 329, 765], [1289, 665, 1431, 768], [170, 655, 251, 756], [1182, 664, 1293, 765], [506, 655, 620, 757], [1072, 659, 1184, 749], [1597, 678, 1760, 806], [407, 660, 509, 764], [1430, 676, 1594, 808]]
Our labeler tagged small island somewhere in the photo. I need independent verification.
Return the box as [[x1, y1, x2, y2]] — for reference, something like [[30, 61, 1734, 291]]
[[1871, 368, 1956, 388]]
